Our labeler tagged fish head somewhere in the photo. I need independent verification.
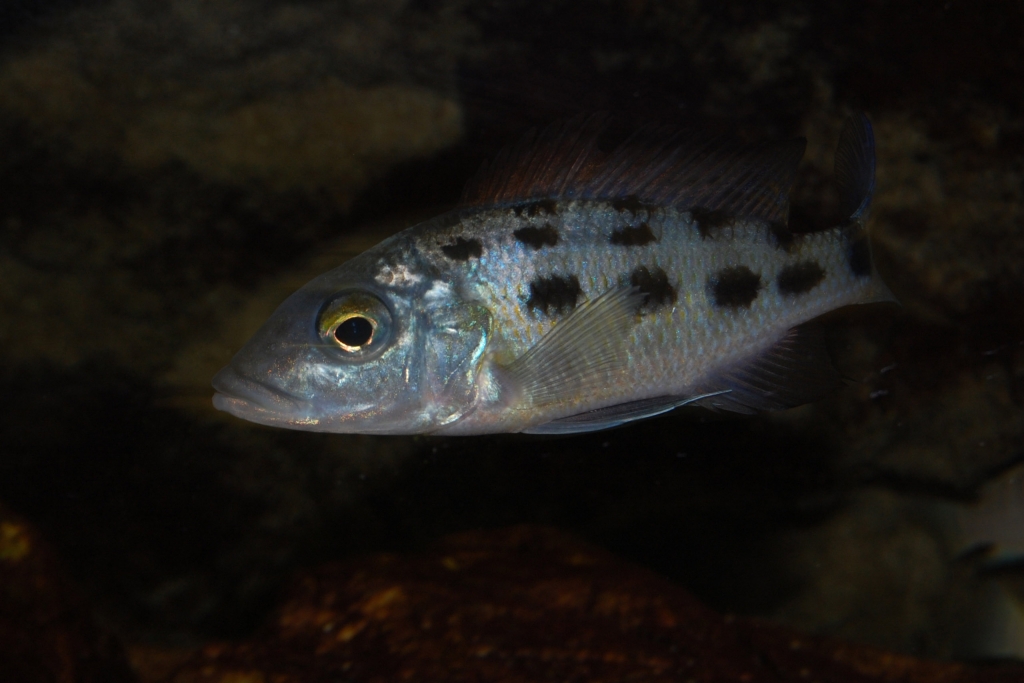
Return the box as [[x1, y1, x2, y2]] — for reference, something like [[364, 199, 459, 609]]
[[212, 242, 492, 434]]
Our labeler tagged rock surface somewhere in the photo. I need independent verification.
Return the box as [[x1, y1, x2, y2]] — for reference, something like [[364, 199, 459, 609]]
[[0, 502, 136, 683], [164, 526, 1023, 683]]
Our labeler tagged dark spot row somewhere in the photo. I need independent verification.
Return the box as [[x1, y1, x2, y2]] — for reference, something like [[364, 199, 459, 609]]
[[513, 198, 559, 218], [525, 265, 678, 319], [526, 274, 582, 316], [777, 261, 825, 295], [485, 202, 871, 281], [514, 224, 559, 250], [440, 237, 483, 261], [515, 194, 649, 216], [610, 195, 646, 214], [690, 207, 733, 239], [610, 223, 657, 246], [709, 260, 828, 308], [689, 207, 796, 252], [525, 259, 829, 319], [630, 266, 676, 312], [710, 266, 762, 308]]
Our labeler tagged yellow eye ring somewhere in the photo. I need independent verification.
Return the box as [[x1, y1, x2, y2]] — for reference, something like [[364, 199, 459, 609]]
[[317, 291, 393, 358]]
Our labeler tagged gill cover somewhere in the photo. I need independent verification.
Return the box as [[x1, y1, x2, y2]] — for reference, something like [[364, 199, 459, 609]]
[[421, 301, 492, 427]]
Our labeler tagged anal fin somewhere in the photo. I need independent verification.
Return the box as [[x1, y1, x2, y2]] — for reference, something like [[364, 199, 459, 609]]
[[692, 322, 843, 414], [523, 390, 729, 435]]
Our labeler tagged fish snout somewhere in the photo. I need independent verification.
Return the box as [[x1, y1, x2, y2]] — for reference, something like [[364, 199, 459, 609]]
[[211, 365, 313, 422]]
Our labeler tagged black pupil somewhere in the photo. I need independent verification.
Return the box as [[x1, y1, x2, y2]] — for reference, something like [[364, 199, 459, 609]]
[[335, 317, 374, 347]]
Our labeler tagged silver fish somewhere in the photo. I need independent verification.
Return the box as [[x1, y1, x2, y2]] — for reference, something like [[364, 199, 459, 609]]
[[212, 114, 893, 434]]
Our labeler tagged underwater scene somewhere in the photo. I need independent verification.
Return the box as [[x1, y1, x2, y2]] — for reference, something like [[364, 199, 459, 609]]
[[1, 1, 1023, 681]]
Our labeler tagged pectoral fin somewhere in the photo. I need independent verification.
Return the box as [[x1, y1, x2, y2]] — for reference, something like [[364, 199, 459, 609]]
[[501, 286, 645, 410]]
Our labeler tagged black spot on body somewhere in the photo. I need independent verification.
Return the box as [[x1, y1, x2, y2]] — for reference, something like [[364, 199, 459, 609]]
[[630, 266, 676, 312], [441, 237, 483, 261], [611, 195, 645, 214], [768, 221, 795, 252], [610, 222, 657, 247], [848, 233, 872, 276], [777, 261, 826, 295], [526, 199, 559, 217], [710, 265, 762, 308], [526, 274, 582, 316], [514, 224, 559, 250], [690, 207, 734, 238]]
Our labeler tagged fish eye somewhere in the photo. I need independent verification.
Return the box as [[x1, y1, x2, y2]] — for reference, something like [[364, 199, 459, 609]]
[[317, 291, 393, 358], [334, 316, 375, 349]]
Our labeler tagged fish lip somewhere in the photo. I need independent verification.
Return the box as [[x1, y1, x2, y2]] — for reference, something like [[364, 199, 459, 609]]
[[211, 365, 312, 418]]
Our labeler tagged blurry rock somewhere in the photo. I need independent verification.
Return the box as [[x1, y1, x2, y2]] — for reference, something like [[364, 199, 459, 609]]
[[759, 107, 1024, 493], [871, 112, 1024, 319], [0, 0, 465, 375], [167, 526, 1023, 683], [0, 502, 136, 683], [126, 645, 197, 683], [940, 463, 1024, 660], [751, 100, 1024, 649], [818, 110, 1024, 487], [0, 0, 466, 202], [772, 489, 953, 653]]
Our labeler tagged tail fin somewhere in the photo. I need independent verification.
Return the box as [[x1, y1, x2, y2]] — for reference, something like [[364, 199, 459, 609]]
[[835, 114, 895, 304]]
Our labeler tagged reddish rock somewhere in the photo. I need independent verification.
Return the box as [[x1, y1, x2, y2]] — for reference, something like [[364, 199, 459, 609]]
[[0, 503, 136, 683], [167, 526, 1024, 683]]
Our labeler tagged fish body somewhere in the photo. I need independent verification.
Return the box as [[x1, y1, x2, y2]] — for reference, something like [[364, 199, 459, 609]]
[[213, 114, 893, 434]]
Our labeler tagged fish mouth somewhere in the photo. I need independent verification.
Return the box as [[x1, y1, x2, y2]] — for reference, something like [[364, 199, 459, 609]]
[[212, 366, 316, 426]]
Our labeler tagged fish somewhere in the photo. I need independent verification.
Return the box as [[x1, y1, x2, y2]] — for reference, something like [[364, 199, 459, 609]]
[[212, 113, 894, 435]]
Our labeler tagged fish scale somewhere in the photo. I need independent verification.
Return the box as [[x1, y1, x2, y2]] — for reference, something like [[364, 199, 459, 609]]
[[212, 114, 895, 435], [406, 199, 883, 430]]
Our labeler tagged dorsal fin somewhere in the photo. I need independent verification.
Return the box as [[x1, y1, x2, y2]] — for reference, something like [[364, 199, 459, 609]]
[[460, 114, 608, 205], [462, 115, 806, 225], [583, 127, 805, 225]]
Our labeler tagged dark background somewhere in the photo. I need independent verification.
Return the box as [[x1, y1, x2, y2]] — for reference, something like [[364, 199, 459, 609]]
[[1, 0, 1022, 658]]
